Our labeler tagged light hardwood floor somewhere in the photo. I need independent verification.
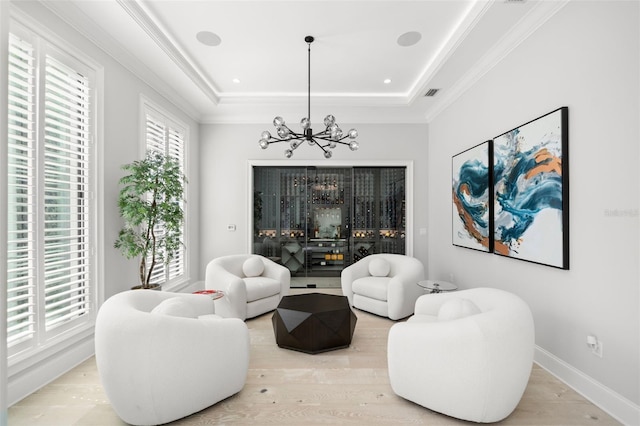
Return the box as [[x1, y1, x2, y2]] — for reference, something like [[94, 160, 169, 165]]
[[9, 288, 620, 425]]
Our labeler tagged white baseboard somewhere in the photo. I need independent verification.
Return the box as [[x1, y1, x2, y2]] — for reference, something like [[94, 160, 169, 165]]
[[8, 335, 95, 407], [535, 346, 640, 425]]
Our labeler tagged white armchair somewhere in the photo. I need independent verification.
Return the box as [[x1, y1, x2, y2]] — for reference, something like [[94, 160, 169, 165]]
[[95, 290, 249, 426], [205, 254, 290, 320], [387, 287, 535, 423], [341, 254, 425, 320]]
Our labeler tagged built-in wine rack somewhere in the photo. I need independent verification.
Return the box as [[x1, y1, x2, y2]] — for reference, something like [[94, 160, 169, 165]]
[[253, 166, 406, 277]]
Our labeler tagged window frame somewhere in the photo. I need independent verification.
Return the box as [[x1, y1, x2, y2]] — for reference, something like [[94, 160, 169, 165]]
[[6, 15, 102, 370]]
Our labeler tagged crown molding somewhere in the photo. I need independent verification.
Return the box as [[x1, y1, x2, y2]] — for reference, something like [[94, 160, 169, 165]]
[[38, 0, 202, 122], [116, 0, 220, 105], [424, 0, 570, 123], [407, 0, 494, 104]]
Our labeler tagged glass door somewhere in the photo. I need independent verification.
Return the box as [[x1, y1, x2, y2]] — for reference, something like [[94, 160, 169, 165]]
[[252, 166, 405, 278], [352, 167, 406, 262], [305, 167, 351, 277]]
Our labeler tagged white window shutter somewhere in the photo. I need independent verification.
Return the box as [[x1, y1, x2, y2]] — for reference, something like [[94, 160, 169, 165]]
[[42, 54, 92, 330], [7, 33, 37, 349], [7, 30, 95, 357], [143, 110, 186, 285]]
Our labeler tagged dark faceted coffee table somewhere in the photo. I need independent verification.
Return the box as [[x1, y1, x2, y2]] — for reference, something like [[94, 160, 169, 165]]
[[272, 293, 357, 354]]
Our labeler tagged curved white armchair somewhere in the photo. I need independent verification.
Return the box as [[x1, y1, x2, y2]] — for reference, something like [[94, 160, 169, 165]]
[[387, 287, 535, 423], [205, 254, 290, 320], [341, 254, 425, 320], [95, 290, 249, 426]]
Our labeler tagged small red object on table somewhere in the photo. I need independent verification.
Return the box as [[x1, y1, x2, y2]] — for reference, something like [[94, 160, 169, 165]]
[[193, 289, 224, 300]]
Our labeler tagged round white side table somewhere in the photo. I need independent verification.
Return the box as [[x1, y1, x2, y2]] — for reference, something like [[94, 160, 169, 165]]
[[417, 280, 458, 294]]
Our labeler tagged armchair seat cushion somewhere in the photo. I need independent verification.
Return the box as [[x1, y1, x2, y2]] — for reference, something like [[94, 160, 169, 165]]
[[352, 277, 391, 301], [244, 277, 282, 302]]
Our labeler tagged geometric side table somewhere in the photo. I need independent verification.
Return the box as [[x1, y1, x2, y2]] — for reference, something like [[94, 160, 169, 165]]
[[272, 293, 357, 354]]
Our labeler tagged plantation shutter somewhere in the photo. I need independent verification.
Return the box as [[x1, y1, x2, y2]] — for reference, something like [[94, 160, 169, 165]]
[[7, 34, 36, 348], [144, 112, 185, 285], [42, 54, 92, 330], [166, 126, 185, 280], [7, 31, 93, 354], [144, 114, 167, 285]]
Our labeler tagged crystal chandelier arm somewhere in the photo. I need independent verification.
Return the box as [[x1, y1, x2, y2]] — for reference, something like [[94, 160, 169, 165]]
[[312, 138, 331, 153], [264, 136, 303, 144], [312, 132, 351, 143]]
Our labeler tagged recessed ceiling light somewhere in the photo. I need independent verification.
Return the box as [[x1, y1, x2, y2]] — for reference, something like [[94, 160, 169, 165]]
[[397, 31, 422, 47], [196, 31, 221, 47], [232, 78, 241, 84], [383, 79, 392, 84]]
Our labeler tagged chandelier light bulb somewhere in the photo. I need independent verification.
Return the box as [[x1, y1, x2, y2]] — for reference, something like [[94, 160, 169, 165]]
[[324, 115, 335, 128], [277, 126, 289, 138], [257, 36, 360, 158]]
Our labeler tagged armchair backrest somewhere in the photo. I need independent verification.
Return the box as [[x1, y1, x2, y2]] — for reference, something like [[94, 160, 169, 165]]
[[342, 253, 425, 281], [104, 289, 215, 317], [208, 254, 256, 277]]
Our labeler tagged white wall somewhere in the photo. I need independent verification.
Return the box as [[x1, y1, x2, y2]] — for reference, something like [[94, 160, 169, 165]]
[[198, 123, 429, 278], [7, 1, 200, 404], [427, 1, 639, 421]]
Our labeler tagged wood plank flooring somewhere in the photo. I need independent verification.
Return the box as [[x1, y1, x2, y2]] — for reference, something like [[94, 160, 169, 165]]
[[8, 288, 620, 425]]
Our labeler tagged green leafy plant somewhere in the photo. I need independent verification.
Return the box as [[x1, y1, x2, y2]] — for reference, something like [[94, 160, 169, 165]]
[[114, 151, 187, 289]]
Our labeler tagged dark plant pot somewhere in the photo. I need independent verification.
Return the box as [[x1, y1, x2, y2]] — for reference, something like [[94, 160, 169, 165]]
[[131, 284, 162, 291]]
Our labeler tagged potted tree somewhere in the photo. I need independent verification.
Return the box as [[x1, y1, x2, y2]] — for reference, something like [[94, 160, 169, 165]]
[[114, 151, 187, 289]]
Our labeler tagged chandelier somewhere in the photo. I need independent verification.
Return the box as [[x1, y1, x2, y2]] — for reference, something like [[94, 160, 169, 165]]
[[258, 36, 359, 159]]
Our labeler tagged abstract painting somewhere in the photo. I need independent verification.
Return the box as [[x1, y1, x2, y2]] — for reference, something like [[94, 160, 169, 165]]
[[452, 140, 493, 252], [493, 107, 569, 269]]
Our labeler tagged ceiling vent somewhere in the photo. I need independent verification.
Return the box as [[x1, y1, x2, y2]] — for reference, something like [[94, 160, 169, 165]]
[[424, 88, 440, 97]]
